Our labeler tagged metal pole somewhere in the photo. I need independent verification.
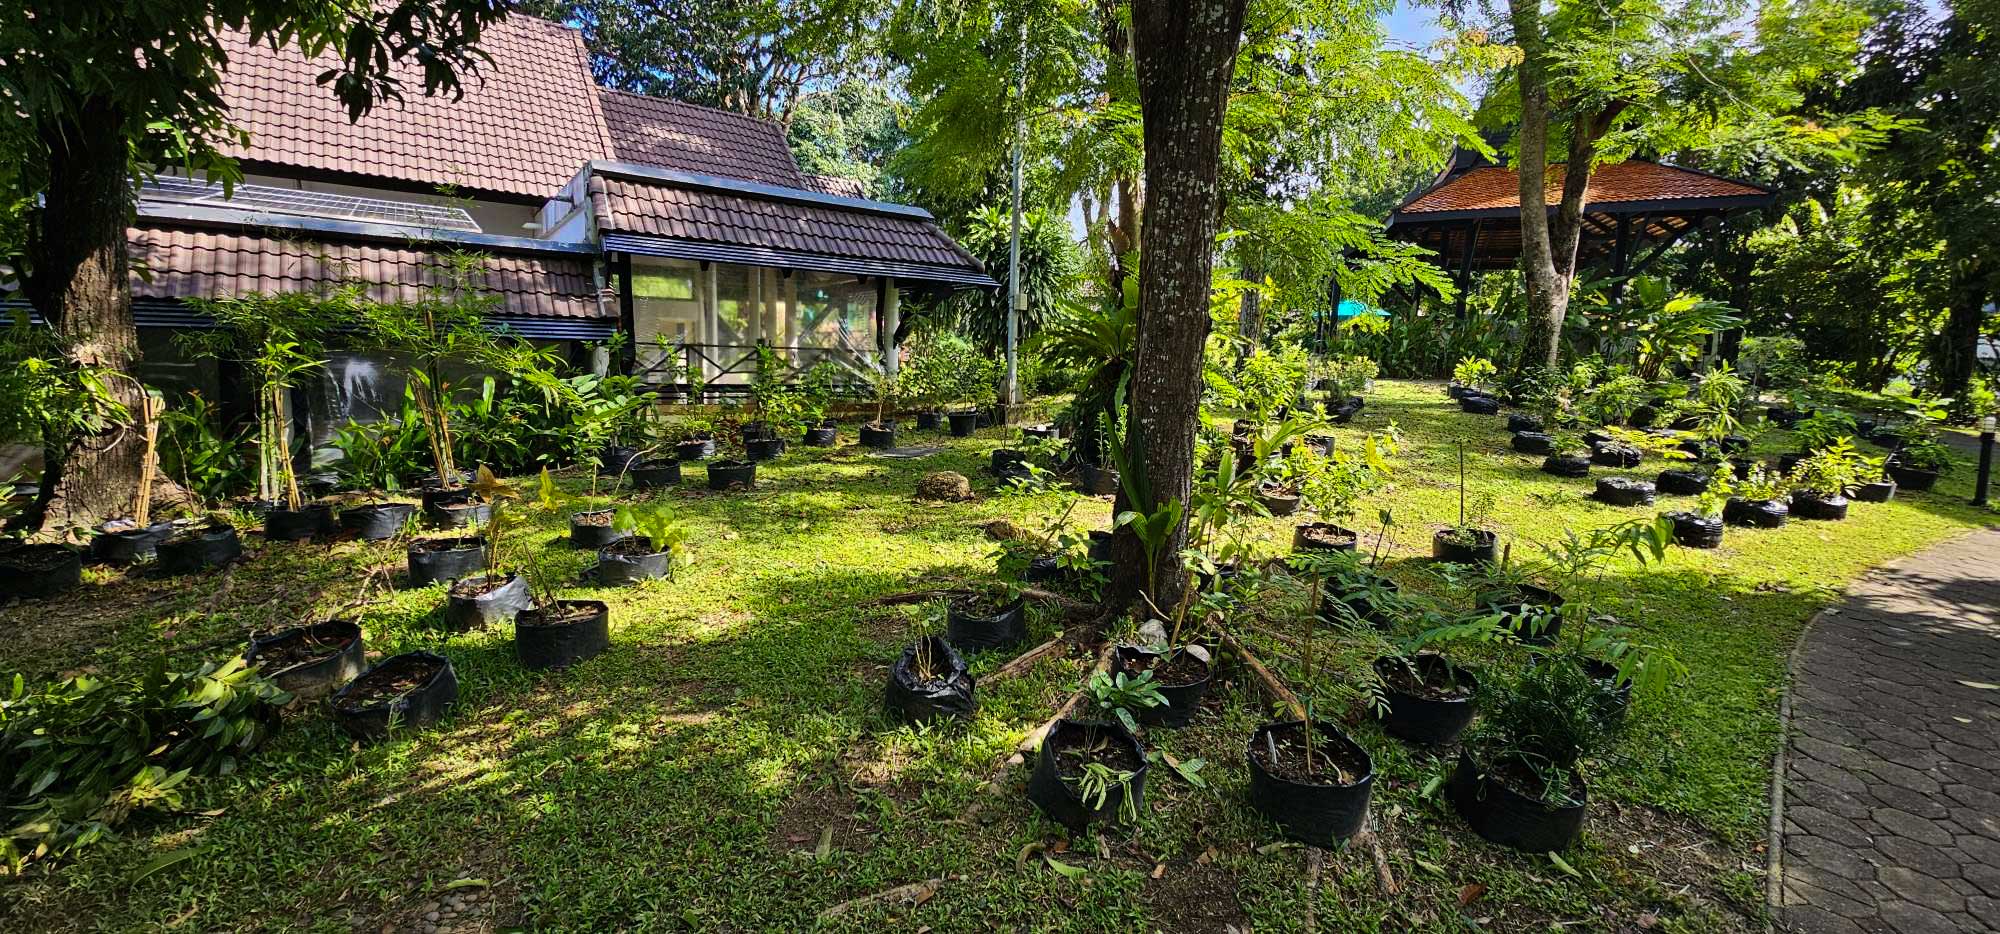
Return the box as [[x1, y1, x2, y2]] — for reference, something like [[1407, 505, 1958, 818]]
[[1003, 13, 1026, 410], [1975, 422, 1995, 507]]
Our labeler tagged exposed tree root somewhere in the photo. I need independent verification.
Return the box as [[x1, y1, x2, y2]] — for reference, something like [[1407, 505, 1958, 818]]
[[982, 633, 1070, 684], [815, 876, 944, 922], [1212, 622, 1305, 720]]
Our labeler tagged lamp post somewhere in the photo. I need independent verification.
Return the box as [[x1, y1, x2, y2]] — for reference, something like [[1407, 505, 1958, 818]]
[[1975, 416, 1995, 507]]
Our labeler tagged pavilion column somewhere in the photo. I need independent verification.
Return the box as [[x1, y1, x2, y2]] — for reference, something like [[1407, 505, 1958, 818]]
[[881, 277, 900, 378], [1453, 219, 1482, 320]]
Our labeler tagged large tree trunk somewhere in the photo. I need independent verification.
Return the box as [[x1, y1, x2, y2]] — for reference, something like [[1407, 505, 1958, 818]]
[[1110, 0, 1247, 613], [1507, 0, 1565, 380], [1933, 260, 1990, 414], [22, 106, 148, 533]]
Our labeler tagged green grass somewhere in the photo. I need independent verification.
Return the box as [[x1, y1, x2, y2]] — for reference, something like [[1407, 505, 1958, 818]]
[[1, 379, 1989, 932]]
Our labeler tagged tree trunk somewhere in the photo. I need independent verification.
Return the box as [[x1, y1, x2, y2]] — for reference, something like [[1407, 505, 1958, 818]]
[[22, 105, 148, 533], [1933, 260, 1990, 414], [1111, 0, 1248, 612], [1507, 0, 1565, 381], [1099, 0, 1140, 299]]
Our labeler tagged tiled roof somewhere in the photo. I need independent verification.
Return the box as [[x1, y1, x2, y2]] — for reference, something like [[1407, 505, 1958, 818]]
[[804, 174, 869, 199], [215, 16, 614, 199], [1397, 160, 1770, 216], [589, 174, 988, 280], [130, 224, 607, 319], [598, 89, 806, 187]]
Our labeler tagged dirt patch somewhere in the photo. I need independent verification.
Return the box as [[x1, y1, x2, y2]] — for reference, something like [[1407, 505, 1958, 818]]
[[1141, 861, 1248, 932], [769, 786, 877, 857]]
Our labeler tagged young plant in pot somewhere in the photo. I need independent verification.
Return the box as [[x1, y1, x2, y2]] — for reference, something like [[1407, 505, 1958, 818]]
[[990, 497, 1110, 599], [1293, 430, 1397, 553], [1434, 446, 1498, 565], [1789, 438, 1868, 521], [1076, 411, 1123, 495], [1885, 415, 1953, 492], [1245, 570, 1375, 846], [1540, 429, 1594, 477], [1249, 420, 1321, 518], [177, 292, 348, 541], [859, 369, 901, 449], [1790, 409, 1859, 461], [1450, 355, 1499, 403], [1363, 600, 1483, 746], [598, 503, 690, 586], [431, 468, 528, 630], [1662, 476, 1731, 549], [246, 619, 366, 701], [513, 549, 612, 671], [1029, 718, 1148, 832], [884, 608, 975, 723], [1723, 464, 1792, 528], [705, 432, 759, 491], [671, 418, 719, 462]]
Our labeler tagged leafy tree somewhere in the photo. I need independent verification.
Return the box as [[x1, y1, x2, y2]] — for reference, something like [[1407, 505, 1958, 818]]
[[787, 78, 910, 194], [1839, 0, 2000, 412], [1456, 0, 1886, 381], [526, 0, 886, 124], [0, 0, 508, 531], [927, 206, 1083, 353]]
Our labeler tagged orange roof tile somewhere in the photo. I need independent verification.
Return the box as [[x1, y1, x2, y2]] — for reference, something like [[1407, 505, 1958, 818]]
[[1397, 160, 1769, 216]]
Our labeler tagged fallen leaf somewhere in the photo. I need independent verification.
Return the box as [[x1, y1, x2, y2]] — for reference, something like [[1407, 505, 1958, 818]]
[[1548, 852, 1583, 879], [442, 878, 488, 890], [1958, 680, 1998, 690], [815, 825, 833, 860], [1196, 847, 1217, 865], [1413, 858, 1447, 877], [1045, 855, 1087, 879], [1458, 883, 1486, 907], [1151, 863, 1167, 879], [1637, 911, 1659, 929], [910, 882, 937, 907]]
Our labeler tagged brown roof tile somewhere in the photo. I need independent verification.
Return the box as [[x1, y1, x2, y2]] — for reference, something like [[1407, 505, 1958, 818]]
[[1398, 160, 1769, 215], [803, 174, 869, 199], [215, 15, 613, 199], [129, 224, 607, 319], [588, 174, 986, 276], [598, 89, 806, 187]]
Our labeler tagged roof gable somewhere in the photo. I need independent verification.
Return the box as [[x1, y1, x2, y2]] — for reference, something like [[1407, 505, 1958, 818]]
[[598, 89, 806, 187], [215, 15, 614, 200]]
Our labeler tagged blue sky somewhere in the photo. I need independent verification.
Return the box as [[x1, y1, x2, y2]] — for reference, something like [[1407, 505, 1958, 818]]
[[1381, 0, 1447, 50]]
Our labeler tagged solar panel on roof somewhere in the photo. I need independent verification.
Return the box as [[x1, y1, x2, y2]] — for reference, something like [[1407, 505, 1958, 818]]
[[140, 176, 481, 233]]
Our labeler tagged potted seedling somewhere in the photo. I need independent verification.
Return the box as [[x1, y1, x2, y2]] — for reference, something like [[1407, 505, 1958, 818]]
[[1790, 438, 1868, 521], [0, 537, 84, 597], [331, 651, 459, 741], [1724, 464, 1791, 528], [177, 294, 345, 541], [1885, 412, 1952, 492], [1364, 599, 1482, 745], [595, 502, 690, 585], [512, 549, 611, 670], [1451, 356, 1499, 409], [1293, 431, 1395, 552], [433, 470, 531, 631], [1662, 476, 1730, 549], [860, 369, 901, 449], [885, 608, 975, 722], [1788, 409, 1859, 466], [1472, 558, 1566, 646], [1250, 421, 1319, 517], [672, 418, 719, 462], [1029, 719, 1148, 832], [1434, 446, 1498, 565], [1077, 411, 1123, 495], [1540, 429, 1593, 477], [1246, 562, 1375, 845]]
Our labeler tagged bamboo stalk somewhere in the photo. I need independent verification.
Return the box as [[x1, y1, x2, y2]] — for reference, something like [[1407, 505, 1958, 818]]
[[134, 392, 160, 525]]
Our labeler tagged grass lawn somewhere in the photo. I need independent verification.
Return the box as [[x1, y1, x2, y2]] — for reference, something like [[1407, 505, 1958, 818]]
[[2, 379, 1990, 933]]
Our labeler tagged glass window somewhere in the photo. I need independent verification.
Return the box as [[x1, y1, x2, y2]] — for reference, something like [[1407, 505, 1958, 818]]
[[631, 258, 705, 381], [793, 271, 879, 374]]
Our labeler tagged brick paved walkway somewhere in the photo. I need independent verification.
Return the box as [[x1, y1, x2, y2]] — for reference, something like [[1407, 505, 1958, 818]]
[[1775, 528, 2000, 933]]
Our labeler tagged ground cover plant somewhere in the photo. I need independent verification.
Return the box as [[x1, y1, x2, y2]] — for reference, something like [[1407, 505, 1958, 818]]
[[0, 380, 1988, 932]]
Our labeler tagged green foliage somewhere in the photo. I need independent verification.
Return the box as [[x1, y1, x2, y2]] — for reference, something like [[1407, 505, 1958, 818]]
[[155, 392, 250, 504], [1084, 670, 1166, 737], [930, 206, 1084, 353], [0, 656, 288, 869], [1734, 464, 1792, 502], [613, 503, 691, 564], [0, 313, 129, 476], [1473, 656, 1618, 806], [1316, 355, 1379, 400], [1451, 356, 1498, 393], [1793, 410, 1859, 453]]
